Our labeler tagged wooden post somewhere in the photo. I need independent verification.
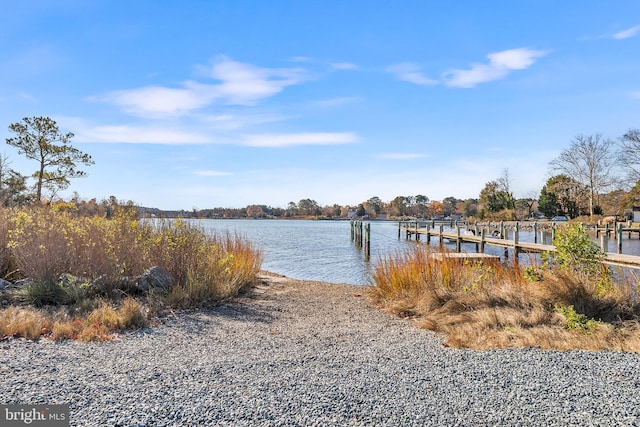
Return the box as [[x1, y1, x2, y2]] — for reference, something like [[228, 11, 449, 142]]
[[439, 224, 444, 247], [533, 222, 538, 244], [426, 223, 431, 244], [398, 221, 401, 239], [618, 223, 623, 254], [455, 226, 461, 253], [600, 234, 608, 253], [514, 222, 520, 259], [480, 228, 486, 253], [364, 223, 370, 260]]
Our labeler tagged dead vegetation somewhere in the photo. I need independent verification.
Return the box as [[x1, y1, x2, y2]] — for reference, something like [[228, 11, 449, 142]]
[[370, 244, 640, 352]]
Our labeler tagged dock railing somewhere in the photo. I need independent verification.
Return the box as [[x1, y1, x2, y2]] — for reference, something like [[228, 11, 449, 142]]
[[398, 220, 640, 269]]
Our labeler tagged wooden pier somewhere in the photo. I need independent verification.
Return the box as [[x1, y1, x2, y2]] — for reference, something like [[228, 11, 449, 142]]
[[398, 220, 640, 269], [350, 220, 370, 260]]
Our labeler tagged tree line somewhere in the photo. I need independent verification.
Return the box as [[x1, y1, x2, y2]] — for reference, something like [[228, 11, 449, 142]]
[[479, 131, 640, 220], [3, 117, 640, 221]]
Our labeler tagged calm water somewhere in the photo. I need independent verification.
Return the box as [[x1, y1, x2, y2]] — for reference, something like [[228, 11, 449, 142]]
[[188, 219, 640, 285]]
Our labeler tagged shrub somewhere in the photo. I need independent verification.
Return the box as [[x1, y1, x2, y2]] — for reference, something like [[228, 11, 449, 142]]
[[370, 244, 640, 352], [555, 304, 599, 332], [4, 206, 262, 306], [552, 222, 605, 277], [1, 205, 262, 340]]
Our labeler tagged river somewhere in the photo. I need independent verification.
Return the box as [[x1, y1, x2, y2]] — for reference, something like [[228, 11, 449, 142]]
[[187, 219, 640, 285]]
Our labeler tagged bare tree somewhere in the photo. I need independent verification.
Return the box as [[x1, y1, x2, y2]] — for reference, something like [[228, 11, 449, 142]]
[[496, 168, 515, 209], [549, 134, 617, 217], [618, 129, 640, 184]]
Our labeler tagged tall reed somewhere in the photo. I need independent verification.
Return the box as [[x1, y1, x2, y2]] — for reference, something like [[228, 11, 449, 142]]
[[370, 245, 640, 352]]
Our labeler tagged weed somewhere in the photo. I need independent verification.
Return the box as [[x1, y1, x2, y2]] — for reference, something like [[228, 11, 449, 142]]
[[523, 266, 544, 282], [555, 304, 599, 332]]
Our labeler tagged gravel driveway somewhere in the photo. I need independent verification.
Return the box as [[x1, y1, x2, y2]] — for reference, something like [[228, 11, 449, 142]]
[[1, 271, 639, 426]]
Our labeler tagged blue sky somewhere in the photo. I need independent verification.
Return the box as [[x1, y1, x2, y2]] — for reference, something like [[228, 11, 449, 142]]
[[1, 1, 639, 210]]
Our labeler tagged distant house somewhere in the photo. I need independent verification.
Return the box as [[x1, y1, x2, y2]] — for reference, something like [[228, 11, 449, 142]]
[[633, 206, 640, 223]]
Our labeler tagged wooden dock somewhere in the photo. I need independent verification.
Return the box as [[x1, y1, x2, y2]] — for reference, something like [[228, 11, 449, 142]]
[[398, 221, 640, 269]]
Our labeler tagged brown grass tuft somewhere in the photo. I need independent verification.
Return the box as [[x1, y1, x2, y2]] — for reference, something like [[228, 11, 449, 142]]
[[370, 246, 640, 352], [0, 306, 51, 341]]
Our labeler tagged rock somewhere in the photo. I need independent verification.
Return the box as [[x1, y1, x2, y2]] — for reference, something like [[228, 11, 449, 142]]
[[136, 266, 174, 293], [0, 278, 11, 291], [13, 278, 34, 288]]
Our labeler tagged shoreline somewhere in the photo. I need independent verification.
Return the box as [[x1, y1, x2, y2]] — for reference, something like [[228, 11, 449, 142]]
[[1, 271, 639, 425]]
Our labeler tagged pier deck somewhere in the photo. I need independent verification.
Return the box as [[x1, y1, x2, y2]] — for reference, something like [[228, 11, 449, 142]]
[[399, 221, 640, 269]]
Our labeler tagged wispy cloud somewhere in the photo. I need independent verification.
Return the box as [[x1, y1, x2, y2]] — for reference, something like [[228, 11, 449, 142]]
[[387, 48, 548, 88], [73, 122, 211, 144], [310, 97, 363, 107], [330, 62, 358, 70], [444, 48, 549, 88], [194, 170, 232, 176], [94, 56, 307, 117], [386, 63, 439, 85], [378, 153, 427, 159], [243, 132, 359, 147], [631, 91, 640, 99], [200, 112, 291, 130], [613, 25, 640, 40]]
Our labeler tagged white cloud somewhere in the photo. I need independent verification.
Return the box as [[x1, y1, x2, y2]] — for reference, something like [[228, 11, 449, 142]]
[[378, 153, 427, 159], [194, 170, 232, 176], [98, 83, 217, 117], [75, 123, 211, 144], [208, 56, 307, 105], [387, 62, 439, 85], [632, 91, 640, 99], [330, 62, 358, 70], [613, 25, 640, 39], [243, 132, 359, 147], [95, 56, 307, 117], [200, 112, 290, 130], [310, 97, 363, 107], [444, 48, 548, 88]]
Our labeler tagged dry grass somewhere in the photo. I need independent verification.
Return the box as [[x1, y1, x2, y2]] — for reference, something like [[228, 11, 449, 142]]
[[370, 246, 640, 352], [0, 205, 262, 342], [0, 297, 150, 342], [1, 205, 262, 305], [0, 306, 51, 341]]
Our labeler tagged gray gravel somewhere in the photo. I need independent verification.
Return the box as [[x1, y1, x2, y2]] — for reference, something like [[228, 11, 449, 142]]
[[1, 272, 640, 426]]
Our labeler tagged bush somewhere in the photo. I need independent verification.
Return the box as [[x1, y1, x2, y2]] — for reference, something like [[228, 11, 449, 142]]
[[0, 205, 263, 341], [3, 206, 262, 306], [370, 245, 640, 352], [552, 222, 607, 279]]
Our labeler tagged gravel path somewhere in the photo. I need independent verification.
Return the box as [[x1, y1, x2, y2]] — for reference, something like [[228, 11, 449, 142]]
[[1, 271, 640, 426]]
